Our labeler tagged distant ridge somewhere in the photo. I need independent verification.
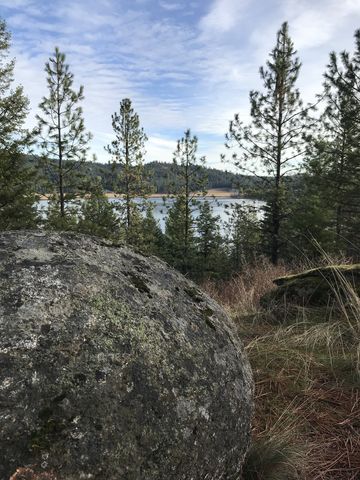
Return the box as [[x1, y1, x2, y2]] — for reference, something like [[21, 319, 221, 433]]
[[26, 156, 302, 199]]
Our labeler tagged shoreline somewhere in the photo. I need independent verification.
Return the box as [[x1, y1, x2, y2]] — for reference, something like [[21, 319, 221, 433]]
[[39, 189, 258, 201], [104, 190, 241, 199]]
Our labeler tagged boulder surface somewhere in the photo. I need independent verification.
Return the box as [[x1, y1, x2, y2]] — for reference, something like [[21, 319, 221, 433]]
[[0, 231, 253, 480]]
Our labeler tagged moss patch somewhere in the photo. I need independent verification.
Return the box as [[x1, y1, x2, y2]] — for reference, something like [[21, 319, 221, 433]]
[[185, 287, 203, 303]]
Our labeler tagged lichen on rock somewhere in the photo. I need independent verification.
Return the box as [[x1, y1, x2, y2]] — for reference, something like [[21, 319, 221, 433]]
[[0, 231, 253, 480]]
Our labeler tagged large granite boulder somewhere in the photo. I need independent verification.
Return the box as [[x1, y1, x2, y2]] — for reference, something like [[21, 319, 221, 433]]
[[0, 231, 253, 480]]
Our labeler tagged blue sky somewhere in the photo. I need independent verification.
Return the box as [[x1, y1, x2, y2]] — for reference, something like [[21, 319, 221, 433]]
[[2, 0, 360, 169]]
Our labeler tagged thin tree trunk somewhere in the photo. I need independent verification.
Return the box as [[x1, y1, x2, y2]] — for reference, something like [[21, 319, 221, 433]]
[[184, 142, 190, 273], [335, 134, 346, 240], [56, 61, 64, 218], [272, 85, 284, 265], [125, 127, 131, 232]]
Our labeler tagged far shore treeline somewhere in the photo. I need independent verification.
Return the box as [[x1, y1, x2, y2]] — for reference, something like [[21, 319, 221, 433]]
[[0, 19, 360, 281], [27, 156, 269, 198]]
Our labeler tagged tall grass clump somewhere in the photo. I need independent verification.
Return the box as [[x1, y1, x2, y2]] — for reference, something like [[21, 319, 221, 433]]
[[289, 250, 360, 380], [241, 398, 309, 480], [202, 258, 291, 319]]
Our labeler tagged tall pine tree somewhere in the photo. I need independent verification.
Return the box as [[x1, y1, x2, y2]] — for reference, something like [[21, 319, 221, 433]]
[[225, 22, 312, 264], [165, 130, 207, 274], [37, 47, 92, 229], [105, 98, 149, 244], [317, 31, 360, 253], [289, 29, 360, 258]]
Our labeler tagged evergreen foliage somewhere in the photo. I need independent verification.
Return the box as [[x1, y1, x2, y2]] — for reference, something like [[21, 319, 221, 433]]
[[37, 47, 92, 228], [283, 177, 335, 260], [77, 181, 121, 240], [105, 98, 150, 245], [225, 204, 261, 271], [165, 130, 207, 274], [136, 205, 164, 256], [165, 196, 193, 273], [26, 156, 266, 197], [226, 22, 312, 264], [195, 200, 225, 280], [0, 18, 38, 230], [287, 29, 360, 259], [315, 32, 360, 253], [0, 150, 39, 229]]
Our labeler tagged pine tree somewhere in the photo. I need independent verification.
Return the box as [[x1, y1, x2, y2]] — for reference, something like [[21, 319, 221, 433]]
[[77, 179, 121, 240], [284, 174, 336, 259], [37, 47, 92, 229], [136, 205, 164, 256], [309, 31, 360, 254], [225, 204, 261, 271], [195, 200, 225, 279], [0, 18, 39, 230], [105, 98, 149, 244], [225, 22, 312, 264], [165, 196, 192, 272], [165, 129, 207, 274]]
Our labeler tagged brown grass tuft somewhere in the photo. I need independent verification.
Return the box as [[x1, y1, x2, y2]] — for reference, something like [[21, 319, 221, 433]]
[[202, 258, 291, 318]]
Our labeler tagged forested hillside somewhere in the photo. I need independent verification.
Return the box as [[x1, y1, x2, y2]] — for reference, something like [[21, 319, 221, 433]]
[[27, 156, 302, 198]]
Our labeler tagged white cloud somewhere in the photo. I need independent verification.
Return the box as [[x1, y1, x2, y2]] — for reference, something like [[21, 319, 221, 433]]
[[199, 0, 249, 35], [159, 1, 183, 12], [5, 0, 360, 172], [146, 136, 176, 163], [0, 0, 32, 7], [283, 0, 360, 50]]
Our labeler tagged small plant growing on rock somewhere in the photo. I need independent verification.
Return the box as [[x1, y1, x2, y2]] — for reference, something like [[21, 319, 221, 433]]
[[10, 467, 57, 480]]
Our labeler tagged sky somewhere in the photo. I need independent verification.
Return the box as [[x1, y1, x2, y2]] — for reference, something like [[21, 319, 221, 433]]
[[2, 0, 360, 169]]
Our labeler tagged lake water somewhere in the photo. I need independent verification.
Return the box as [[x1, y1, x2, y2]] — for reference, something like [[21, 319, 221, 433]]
[[39, 197, 265, 233], [110, 197, 265, 232]]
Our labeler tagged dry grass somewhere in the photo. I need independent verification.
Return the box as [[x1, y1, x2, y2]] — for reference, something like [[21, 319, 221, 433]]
[[203, 258, 291, 318], [246, 336, 360, 480], [305, 386, 360, 480], [202, 259, 360, 480]]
